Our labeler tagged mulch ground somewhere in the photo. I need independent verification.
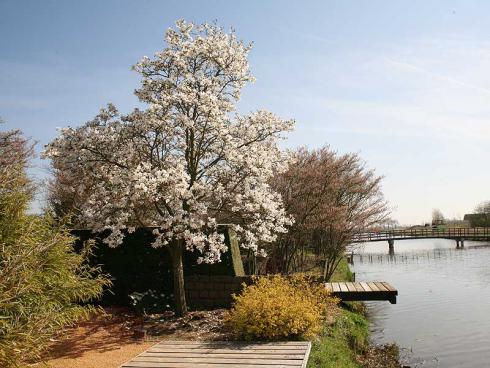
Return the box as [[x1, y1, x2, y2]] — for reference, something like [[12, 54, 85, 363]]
[[31, 307, 231, 368]]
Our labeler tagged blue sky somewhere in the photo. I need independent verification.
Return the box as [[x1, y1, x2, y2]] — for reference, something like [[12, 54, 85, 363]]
[[1, 0, 489, 224]]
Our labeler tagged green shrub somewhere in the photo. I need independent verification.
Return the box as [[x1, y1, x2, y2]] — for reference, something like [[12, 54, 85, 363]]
[[0, 129, 111, 367], [307, 309, 369, 368], [226, 274, 338, 340]]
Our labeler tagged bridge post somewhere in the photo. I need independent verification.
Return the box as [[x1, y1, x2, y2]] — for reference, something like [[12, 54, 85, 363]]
[[388, 239, 395, 254], [347, 251, 354, 265], [461, 238, 465, 247]]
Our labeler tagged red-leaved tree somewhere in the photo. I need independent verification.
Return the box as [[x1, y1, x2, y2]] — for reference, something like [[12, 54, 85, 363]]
[[270, 146, 390, 280]]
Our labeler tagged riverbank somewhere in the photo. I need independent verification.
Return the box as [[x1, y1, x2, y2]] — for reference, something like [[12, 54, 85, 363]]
[[307, 259, 402, 368]]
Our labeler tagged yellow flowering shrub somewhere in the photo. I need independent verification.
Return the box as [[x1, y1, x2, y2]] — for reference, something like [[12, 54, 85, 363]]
[[226, 274, 338, 340]]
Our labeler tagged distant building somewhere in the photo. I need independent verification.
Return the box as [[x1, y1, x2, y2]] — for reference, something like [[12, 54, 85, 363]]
[[445, 219, 470, 228], [463, 213, 490, 227], [431, 219, 445, 226]]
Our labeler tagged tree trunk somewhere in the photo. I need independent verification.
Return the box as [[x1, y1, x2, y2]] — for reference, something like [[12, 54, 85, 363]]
[[323, 253, 342, 282], [322, 257, 329, 281], [169, 240, 187, 317]]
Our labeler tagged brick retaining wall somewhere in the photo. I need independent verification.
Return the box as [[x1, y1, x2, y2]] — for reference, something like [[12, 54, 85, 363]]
[[185, 275, 253, 309]]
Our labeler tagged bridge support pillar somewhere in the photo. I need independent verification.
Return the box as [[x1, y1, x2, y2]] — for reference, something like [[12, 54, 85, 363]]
[[347, 251, 354, 265], [456, 238, 465, 248], [388, 239, 395, 254]]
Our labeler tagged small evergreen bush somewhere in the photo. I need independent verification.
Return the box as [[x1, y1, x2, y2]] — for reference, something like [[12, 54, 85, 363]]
[[227, 274, 338, 340]]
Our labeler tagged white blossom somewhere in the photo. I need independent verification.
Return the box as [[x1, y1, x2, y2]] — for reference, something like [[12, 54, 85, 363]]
[[43, 20, 294, 263]]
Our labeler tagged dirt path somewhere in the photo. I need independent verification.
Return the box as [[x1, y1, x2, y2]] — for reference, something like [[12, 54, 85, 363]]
[[31, 307, 230, 368]]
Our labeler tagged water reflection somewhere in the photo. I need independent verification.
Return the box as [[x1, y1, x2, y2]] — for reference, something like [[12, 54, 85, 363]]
[[351, 239, 490, 368], [354, 247, 469, 265]]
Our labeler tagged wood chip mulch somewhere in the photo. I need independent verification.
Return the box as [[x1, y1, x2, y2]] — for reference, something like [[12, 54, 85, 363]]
[[30, 307, 231, 368]]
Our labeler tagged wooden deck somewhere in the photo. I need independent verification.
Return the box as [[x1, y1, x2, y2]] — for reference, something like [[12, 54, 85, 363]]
[[120, 340, 312, 368], [326, 281, 397, 304]]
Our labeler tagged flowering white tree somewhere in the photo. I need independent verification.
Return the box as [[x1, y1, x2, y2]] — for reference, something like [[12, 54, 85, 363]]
[[43, 20, 294, 315]]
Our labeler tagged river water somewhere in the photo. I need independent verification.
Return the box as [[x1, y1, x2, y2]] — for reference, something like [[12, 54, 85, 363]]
[[351, 239, 490, 367]]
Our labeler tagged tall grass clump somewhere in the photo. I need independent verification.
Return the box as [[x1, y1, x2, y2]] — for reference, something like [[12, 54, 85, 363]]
[[0, 128, 110, 367]]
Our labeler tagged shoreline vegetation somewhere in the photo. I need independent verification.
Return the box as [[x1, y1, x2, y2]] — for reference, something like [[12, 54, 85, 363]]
[[307, 259, 403, 368]]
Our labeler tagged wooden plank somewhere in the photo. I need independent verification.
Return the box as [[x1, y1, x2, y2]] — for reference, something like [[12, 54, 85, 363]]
[[151, 344, 308, 351], [122, 363, 302, 368], [381, 282, 396, 292], [324, 283, 333, 292], [367, 282, 380, 292], [149, 346, 307, 352], [359, 282, 371, 292], [301, 341, 311, 368], [339, 283, 349, 292], [349, 282, 359, 293], [130, 357, 303, 365], [374, 282, 388, 292], [332, 283, 341, 293], [142, 351, 304, 358], [346, 283, 357, 292], [146, 349, 306, 355], [154, 341, 309, 346], [352, 282, 364, 292]]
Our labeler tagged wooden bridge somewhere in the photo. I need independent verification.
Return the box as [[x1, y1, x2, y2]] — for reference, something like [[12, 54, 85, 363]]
[[351, 227, 490, 251]]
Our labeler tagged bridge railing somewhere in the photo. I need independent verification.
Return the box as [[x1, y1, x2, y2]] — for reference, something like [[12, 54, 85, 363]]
[[351, 227, 490, 242]]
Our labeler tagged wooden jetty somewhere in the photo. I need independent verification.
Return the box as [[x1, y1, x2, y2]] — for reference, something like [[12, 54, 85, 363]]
[[121, 340, 312, 368], [326, 281, 397, 304]]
